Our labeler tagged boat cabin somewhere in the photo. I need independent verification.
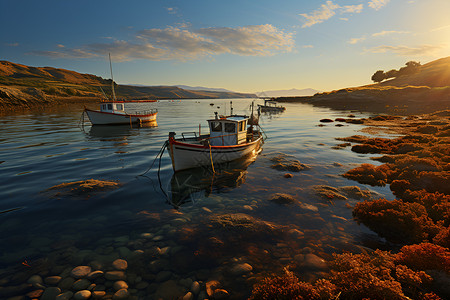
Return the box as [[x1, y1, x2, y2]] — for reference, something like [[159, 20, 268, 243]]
[[207, 115, 248, 146], [100, 102, 125, 114]]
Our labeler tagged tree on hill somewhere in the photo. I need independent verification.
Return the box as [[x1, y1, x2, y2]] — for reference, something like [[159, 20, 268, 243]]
[[371, 61, 421, 83]]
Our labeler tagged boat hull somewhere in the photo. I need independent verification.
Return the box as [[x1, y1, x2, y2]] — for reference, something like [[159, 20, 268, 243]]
[[85, 109, 157, 125], [168, 136, 263, 172]]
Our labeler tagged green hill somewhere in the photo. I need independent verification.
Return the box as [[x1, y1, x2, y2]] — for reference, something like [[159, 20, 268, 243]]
[[0, 61, 255, 110]]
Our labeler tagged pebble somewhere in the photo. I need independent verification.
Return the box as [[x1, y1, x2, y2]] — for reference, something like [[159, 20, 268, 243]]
[[156, 270, 172, 282], [27, 275, 43, 286], [58, 277, 75, 290], [214, 289, 230, 299], [105, 271, 126, 281], [26, 289, 44, 298], [230, 263, 253, 275], [113, 280, 129, 291], [202, 207, 212, 213], [183, 291, 194, 300], [136, 281, 149, 290], [92, 290, 106, 299], [41, 287, 61, 300], [44, 276, 62, 285], [113, 288, 130, 300], [73, 290, 91, 300], [206, 280, 220, 297], [55, 291, 73, 300], [72, 279, 91, 290], [87, 270, 104, 280], [303, 254, 328, 270], [71, 266, 92, 279], [190, 281, 200, 294], [112, 259, 128, 271]]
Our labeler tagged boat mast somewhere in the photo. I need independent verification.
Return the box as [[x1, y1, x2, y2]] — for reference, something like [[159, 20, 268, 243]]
[[109, 53, 116, 102]]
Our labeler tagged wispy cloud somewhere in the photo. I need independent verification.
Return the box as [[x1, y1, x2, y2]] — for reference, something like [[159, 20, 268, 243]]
[[299, 1, 363, 28], [368, 0, 390, 10], [348, 37, 366, 44], [28, 24, 294, 61], [368, 44, 445, 56], [166, 7, 178, 15], [430, 24, 450, 32], [6, 43, 19, 47], [372, 30, 409, 37]]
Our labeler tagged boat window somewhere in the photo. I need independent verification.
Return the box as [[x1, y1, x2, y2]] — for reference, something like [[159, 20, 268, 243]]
[[102, 104, 107, 110], [116, 104, 123, 110], [238, 121, 245, 132], [211, 122, 222, 132], [225, 122, 236, 133], [107, 104, 113, 110]]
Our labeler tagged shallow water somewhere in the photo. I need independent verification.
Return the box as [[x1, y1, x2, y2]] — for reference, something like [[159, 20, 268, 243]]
[[0, 99, 395, 298]]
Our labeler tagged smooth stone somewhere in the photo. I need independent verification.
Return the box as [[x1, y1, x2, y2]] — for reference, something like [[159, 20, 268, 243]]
[[26, 289, 44, 298], [73, 290, 91, 300], [41, 287, 61, 300], [156, 271, 172, 282], [45, 276, 62, 285], [154, 280, 185, 299], [206, 280, 220, 297], [72, 279, 91, 290], [71, 266, 92, 279], [136, 281, 149, 290], [55, 291, 73, 300], [113, 288, 129, 300], [190, 281, 200, 294], [214, 289, 229, 299], [112, 259, 128, 271], [117, 247, 132, 258], [27, 275, 43, 286], [140, 232, 153, 239], [105, 271, 126, 281], [304, 254, 328, 270], [58, 277, 75, 290], [202, 207, 212, 213], [230, 263, 253, 275], [183, 292, 194, 300], [87, 270, 104, 280], [113, 280, 129, 291], [92, 290, 106, 299]]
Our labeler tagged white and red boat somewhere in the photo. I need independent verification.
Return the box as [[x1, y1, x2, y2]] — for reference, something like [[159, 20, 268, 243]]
[[84, 101, 157, 125], [168, 113, 264, 172], [84, 53, 158, 125]]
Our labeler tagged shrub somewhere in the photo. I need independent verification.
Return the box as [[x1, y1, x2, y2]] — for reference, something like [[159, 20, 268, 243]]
[[395, 243, 450, 273]]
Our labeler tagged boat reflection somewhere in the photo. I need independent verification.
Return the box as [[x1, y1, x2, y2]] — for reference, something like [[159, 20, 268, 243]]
[[168, 153, 257, 208], [87, 121, 157, 139]]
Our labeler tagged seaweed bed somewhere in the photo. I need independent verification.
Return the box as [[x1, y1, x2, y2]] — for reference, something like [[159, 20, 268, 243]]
[[250, 111, 450, 300]]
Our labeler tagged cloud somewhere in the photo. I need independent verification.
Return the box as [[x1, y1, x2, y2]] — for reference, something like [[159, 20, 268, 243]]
[[29, 24, 294, 61], [372, 30, 409, 37], [167, 7, 178, 15], [368, 0, 390, 10], [368, 44, 445, 56], [302, 45, 314, 48], [430, 24, 450, 32], [341, 4, 363, 13], [6, 43, 19, 47], [348, 37, 366, 44], [300, 1, 363, 28]]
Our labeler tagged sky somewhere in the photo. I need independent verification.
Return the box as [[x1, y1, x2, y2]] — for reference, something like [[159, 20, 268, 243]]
[[1, 0, 449, 93]]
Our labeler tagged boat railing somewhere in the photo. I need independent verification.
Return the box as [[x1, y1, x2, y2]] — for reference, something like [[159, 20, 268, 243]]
[[179, 130, 261, 145], [131, 108, 158, 115]]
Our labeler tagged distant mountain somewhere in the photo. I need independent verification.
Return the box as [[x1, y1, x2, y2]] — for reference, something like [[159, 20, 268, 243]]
[[0, 60, 255, 109], [258, 88, 321, 97], [175, 85, 234, 93]]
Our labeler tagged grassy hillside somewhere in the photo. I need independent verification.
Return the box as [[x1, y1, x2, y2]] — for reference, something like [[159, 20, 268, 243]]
[[276, 56, 450, 114], [0, 60, 255, 110]]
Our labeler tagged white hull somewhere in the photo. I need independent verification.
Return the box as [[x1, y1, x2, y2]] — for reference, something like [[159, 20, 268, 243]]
[[85, 109, 157, 125], [168, 136, 263, 172]]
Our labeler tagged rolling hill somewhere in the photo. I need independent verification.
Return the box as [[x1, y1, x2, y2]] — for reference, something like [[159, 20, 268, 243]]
[[0, 61, 255, 110], [276, 56, 450, 114]]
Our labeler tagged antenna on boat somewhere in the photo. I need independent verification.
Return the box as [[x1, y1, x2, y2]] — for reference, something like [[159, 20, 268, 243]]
[[109, 53, 116, 102], [99, 86, 109, 101], [230, 101, 233, 115]]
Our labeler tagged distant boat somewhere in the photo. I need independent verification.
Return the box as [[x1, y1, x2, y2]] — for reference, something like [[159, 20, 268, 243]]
[[84, 54, 157, 125], [168, 110, 264, 172], [258, 99, 286, 113]]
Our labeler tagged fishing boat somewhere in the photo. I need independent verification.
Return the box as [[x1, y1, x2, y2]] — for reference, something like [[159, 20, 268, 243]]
[[84, 101, 157, 125], [167, 108, 264, 172], [84, 54, 157, 125], [258, 99, 286, 113]]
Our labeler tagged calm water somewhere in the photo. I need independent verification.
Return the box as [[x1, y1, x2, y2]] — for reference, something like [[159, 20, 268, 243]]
[[0, 99, 394, 298]]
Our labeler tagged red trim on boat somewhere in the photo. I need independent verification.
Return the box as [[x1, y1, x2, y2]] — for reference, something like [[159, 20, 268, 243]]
[[85, 108, 157, 117], [169, 137, 260, 150]]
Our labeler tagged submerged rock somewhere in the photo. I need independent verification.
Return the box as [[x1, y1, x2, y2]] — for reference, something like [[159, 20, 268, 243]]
[[43, 179, 121, 199], [268, 153, 311, 172], [269, 193, 298, 205]]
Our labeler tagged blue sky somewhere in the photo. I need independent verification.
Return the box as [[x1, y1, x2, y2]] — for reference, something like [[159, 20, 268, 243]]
[[2, 0, 449, 93]]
